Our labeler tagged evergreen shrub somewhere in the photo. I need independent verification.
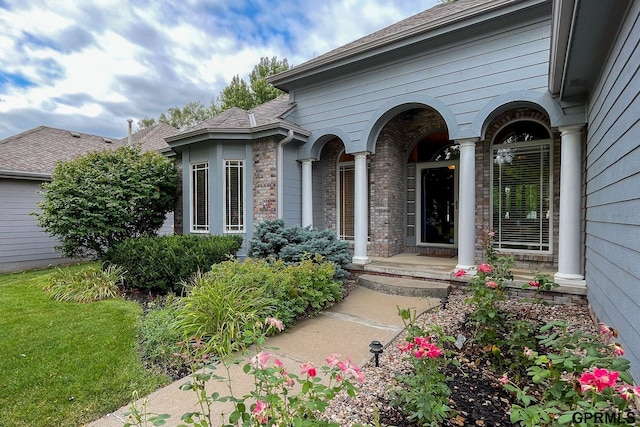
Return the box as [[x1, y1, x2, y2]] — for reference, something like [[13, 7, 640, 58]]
[[247, 219, 352, 280], [104, 234, 243, 293]]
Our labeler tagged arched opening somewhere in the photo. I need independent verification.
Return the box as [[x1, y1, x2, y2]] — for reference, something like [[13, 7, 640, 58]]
[[491, 120, 552, 251]]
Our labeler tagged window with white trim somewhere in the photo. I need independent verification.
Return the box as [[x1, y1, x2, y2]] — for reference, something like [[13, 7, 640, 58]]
[[224, 160, 245, 233], [337, 151, 370, 241], [491, 121, 552, 251], [191, 162, 209, 232]]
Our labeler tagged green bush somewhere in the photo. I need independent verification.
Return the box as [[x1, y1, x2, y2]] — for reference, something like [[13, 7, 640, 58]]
[[137, 302, 182, 369], [247, 219, 352, 280], [104, 234, 243, 293], [174, 267, 275, 357], [34, 146, 178, 259], [43, 263, 124, 303]]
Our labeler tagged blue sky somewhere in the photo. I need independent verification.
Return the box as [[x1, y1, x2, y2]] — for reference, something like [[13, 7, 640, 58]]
[[0, 0, 438, 140]]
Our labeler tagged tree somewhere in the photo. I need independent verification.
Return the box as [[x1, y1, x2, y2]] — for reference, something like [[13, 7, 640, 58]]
[[218, 75, 255, 111], [139, 56, 290, 130], [34, 146, 178, 259]]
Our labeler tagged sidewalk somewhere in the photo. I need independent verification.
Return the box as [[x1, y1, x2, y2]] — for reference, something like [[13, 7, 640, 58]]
[[87, 286, 439, 427]]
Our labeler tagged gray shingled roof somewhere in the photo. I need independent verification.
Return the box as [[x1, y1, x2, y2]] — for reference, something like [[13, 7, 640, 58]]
[[0, 124, 177, 176], [270, 0, 515, 85], [173, 94, 302, 138]]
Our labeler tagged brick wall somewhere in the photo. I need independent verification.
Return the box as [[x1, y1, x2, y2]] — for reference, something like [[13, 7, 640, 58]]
[[252, 137, 278, 225]]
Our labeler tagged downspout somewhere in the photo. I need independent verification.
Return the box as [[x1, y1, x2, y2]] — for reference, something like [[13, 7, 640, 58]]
[[277, 129, 295, 219]]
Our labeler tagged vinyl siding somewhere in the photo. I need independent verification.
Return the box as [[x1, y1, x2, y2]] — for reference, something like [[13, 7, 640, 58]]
[[0, 178, 176, 273], [585, 2, 640, 381], [0, 179, 74, 272], [293, 14, 551, 148], [282, 143, 302, 227]]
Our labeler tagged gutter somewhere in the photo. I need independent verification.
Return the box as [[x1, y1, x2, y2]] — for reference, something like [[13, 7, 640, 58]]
[[548, 0, 577, 96], [277, 129, 295, 219], [0, 170, 52, 181]]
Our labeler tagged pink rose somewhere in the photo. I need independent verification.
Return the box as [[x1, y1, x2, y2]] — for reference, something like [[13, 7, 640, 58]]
[[266, 317, 284, 331], [300, 362, 317, 377], [486, 281, 498, 289], [499, 374, 509, 384], [454, 269, 466, 277], [478, 263, 493, 273], [529, 281, 540, 288], [251, 351, 271, 369]]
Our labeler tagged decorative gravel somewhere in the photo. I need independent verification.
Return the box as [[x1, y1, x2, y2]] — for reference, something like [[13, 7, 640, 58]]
[[324, 290, 637, 427]]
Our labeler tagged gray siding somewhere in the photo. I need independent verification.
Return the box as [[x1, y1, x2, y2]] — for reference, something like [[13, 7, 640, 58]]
[[0, 179, 74, 272], [282, 143, 302, 227], [585, 2, 640, 381], [294, 13, 551, 149]]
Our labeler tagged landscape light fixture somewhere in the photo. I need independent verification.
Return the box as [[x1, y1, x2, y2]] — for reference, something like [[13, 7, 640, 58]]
[[440, 294, 449, 309], [369, 340, 384, 367]]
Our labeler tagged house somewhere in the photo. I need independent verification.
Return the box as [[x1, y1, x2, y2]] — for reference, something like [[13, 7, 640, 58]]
[[0, 123, 178, 273], [166, 0, 639, 380]]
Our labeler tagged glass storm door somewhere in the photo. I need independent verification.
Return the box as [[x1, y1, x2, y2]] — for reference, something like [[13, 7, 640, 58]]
[[419, 165, 457, 245]]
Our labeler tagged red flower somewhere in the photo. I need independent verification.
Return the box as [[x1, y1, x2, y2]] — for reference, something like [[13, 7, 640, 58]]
[[454, 269, 466, 277], [300, 362, 317, 377], [528, 281, 540, 288], [478, 263, 493, 273], [486, 281, 498, 289], [579, 368, 619, 392]]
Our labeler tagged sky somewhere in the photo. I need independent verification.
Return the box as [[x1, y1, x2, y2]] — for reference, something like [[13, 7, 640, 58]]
[[0, 0, 439, 141]]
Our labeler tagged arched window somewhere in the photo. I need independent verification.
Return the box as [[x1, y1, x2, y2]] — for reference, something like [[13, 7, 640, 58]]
[[491, 121, 552, 251]]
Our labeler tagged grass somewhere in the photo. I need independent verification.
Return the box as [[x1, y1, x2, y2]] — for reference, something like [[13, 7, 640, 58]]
[[0, 263, 171, 427]]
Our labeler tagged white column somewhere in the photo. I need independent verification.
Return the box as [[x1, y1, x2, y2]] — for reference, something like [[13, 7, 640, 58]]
[[301, 159, 313, 228], [555, 125, 584, 282], [456, 138, 478, 271], [352, 151, 370, 265]]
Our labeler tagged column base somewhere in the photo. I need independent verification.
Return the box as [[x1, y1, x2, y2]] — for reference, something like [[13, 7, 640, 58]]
[[554, 272, 586, 287], [455, 264, 476, 272], [352, 256, 371, 266]]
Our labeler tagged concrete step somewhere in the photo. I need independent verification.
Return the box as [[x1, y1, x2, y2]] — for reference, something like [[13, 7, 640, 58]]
[[358, 274, 450, 298]]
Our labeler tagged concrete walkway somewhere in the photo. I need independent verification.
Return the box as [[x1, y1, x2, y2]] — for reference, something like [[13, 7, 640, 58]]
[[87, 286, 439, 427]]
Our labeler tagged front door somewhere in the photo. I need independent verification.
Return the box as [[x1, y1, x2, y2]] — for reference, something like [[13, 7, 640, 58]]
[[417, 164, 458, 246]]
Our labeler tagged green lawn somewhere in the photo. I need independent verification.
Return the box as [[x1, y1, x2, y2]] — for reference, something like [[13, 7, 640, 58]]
[[0, 264, 170, 427]]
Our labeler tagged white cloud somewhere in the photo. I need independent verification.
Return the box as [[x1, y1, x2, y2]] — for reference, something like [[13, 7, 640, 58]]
[[0, 0, 437, 140]]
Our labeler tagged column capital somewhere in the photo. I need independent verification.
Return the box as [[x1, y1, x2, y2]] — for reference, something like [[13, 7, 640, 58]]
[[558, 124, 585, 135], [299, 158, 314, 165], [352, 151, 370, 159], [456, 137, 479, 147]]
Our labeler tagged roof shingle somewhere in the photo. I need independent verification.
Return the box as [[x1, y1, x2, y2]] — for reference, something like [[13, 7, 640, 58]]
[[0, 124, 177, 176]]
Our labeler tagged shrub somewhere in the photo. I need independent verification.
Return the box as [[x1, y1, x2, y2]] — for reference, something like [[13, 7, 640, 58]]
[[43, 263, 124, 303], [248, 219, 352, 280], [137, 302, 182, 370], [34, 145, 178, 259], [104, 234, 243, 293], [174, 268, 275, 357], [173, 258, 344, 357]]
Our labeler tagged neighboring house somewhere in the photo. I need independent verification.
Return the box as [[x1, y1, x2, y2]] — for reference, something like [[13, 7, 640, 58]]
[[167, 0, 640, 379], [0, 123, 178, 273]]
